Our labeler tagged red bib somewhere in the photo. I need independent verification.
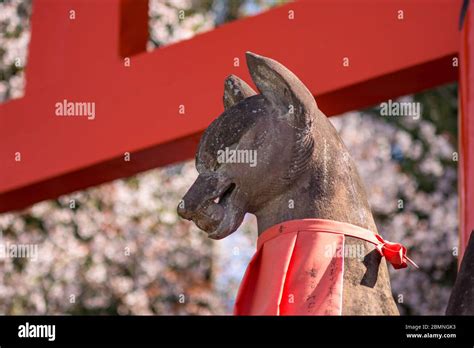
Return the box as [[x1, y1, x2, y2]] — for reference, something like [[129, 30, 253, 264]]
[[234, 218, 416, 315]]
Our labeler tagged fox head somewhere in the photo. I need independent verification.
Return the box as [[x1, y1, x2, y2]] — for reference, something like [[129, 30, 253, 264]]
[[177, 52, 367, 239]]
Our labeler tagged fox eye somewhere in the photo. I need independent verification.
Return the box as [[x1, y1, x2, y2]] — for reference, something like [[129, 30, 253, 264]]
[[213, 162, 222, 171], [213, 156, 225, 171]]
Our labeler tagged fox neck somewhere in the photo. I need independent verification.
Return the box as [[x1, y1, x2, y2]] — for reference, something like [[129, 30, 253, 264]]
[[254, 148, 376, 235]]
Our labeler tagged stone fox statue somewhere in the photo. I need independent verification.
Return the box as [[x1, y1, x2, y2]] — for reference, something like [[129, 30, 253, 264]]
[[178, 52, 415, 315]]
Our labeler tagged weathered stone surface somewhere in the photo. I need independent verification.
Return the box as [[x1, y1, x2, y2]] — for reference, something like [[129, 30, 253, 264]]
[[446, 232, 474, 315], [178, 51, 399, 315]]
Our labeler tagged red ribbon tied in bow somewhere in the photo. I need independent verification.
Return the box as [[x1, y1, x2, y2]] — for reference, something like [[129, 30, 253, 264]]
[[375, 235, 418, 269]]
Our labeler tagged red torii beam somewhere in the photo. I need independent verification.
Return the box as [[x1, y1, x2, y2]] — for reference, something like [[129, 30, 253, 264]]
[[0, 0, 468, 254], [460, 2, 474, 262]]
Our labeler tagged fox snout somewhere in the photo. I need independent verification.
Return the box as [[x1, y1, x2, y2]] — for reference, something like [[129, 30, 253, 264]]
[[177, 202, 193, 220], [177, 172, 235, 232]]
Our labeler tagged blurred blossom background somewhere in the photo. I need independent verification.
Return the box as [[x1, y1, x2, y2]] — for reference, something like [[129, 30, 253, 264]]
[[0, 0, 458, 315]]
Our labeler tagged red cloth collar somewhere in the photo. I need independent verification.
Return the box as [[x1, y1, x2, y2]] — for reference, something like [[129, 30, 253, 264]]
[[258, 218, 417, 269], [234, 218, 416, 315]]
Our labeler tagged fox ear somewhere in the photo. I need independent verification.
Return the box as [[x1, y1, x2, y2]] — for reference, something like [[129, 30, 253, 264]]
[[246, 51, 316, 130], [223, 75, 256, 109]]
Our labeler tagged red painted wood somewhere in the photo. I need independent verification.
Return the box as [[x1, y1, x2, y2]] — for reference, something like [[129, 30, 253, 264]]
[[0, 0, 461, 213], [459, 3, 474, 263]]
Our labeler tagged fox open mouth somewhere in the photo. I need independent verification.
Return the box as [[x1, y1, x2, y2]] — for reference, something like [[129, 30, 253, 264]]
[[192, 182, 237, 234], [214, 183, 236, 205]]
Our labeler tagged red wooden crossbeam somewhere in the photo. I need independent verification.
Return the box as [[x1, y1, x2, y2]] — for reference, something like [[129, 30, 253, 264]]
[[0, 0, 461, 215], [459, 3, 474, 262]]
